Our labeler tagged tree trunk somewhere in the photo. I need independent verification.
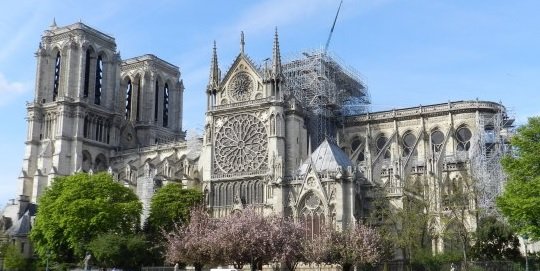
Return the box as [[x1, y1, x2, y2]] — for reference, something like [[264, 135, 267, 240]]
[[194, 262, 203, 271]]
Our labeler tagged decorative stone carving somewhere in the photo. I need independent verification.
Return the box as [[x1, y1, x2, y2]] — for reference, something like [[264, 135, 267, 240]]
[[214, 114, 267, 173], [228, 72, 253, 102]]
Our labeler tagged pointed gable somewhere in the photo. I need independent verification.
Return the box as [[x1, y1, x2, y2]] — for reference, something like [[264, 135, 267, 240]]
[[299, 139, 353, 175]]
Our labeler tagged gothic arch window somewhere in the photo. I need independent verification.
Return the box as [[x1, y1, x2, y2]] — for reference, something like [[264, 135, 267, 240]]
[[52, 51, 61, 101], [94, 55, 103, 105], [299, 192, 325, 239], [376, 134, 391, 159], [154, 80, 159, 122], [135, 76, 142, 121], [402, 131, 417, 157], [163, 83, 169, 127], [83, 48, 93, 98], [125, 79, 132, 120], [455, 126, 472, 151], [443, 220, 467, 253], [431, 129, 445, 153]]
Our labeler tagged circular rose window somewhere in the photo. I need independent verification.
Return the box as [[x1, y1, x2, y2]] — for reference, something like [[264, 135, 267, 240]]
[[215, 114, 267, 173]]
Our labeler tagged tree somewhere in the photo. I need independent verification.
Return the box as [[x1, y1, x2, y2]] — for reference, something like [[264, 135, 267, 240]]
[[88, 233, 148, 269], [30, 172, 142, 264], [269, 216, 305, 271], [3, 244, 27, 271], [146, 184, 204, 264], [497, 116, 540, 238], [165, 207, 217, 271], [146, 184, 204, 233], [326, 224, 385, 271], [470, 216, 521, 261]]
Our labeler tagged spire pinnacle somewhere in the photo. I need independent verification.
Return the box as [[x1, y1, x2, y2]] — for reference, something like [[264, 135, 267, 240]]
[[272, 27, 282, 78], [208, 40, 220, 91], [50, 18, 58, 30], [240, 31, 245, 54]]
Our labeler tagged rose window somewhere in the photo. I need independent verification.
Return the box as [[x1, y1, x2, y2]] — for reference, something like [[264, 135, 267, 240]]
[[228, 72, 253, 102], [215, 114, 267, 173]]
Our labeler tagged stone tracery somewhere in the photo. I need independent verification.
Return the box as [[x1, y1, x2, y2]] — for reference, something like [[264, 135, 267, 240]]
[[214, 113, 268, 174]]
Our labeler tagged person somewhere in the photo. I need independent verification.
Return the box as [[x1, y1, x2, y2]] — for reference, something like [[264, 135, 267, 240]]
[[174, 263, 179, 271], [450, 263, 456, 271]]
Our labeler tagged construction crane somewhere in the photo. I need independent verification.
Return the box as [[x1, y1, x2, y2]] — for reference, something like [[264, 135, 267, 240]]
[[324, 0, 344, 54]]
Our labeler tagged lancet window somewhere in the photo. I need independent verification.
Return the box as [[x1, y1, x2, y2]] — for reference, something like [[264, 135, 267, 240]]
[[52, 52, 61, 101], [125, 80, 132, 120], [94, 55, 103, 105], [163, 83, 169, 127]]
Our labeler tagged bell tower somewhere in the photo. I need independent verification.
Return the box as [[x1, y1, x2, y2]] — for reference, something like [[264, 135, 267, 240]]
[[20, 21, 122, 202]]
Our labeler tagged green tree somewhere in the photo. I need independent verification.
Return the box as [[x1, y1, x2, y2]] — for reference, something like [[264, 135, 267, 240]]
[[470, 216, 521, 261], [497, 116, 540, 238], [145, 183, 203, 264], [30, 172, 142, 264], [3, 244, 27, 271], [146, 184, 204, 233], [88, 233, 147, 269]]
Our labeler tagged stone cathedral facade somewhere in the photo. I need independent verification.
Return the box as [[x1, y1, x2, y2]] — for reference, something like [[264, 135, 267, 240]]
[[1, 22, 513, 257]]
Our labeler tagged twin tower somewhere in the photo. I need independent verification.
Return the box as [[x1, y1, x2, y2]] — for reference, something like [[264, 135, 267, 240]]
[[20, 22, 185, 203]]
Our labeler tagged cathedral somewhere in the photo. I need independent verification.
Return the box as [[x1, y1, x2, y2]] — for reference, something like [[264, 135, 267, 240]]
[[1, 22, 513, 258]]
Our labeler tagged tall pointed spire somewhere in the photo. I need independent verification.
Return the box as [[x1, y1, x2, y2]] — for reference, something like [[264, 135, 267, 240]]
[[208, 41, 220, 91], [271, 27, 282, 78], [50, 18, 58, 30], [240, 31, 245, 54]]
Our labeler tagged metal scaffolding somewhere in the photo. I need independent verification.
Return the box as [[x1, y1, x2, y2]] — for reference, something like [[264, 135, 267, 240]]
[[282, 49, 370, 149], [470, 106, 514, 217]]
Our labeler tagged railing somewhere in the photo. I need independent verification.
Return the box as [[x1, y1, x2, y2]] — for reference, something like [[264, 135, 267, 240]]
[[212, 97, 275, 111], [346, 100, 504, 124]]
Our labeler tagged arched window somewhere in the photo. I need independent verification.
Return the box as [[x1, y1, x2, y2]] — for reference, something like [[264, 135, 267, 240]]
[[163, 83, 169, 127], [53, 51, 61, 101], [154, 80, 159, 122], [83, 115, 89, 138], [125, 80, 132, 120], [136, 77, 141, 121], [83, 49, 91, 98], [456, 126, 472, 151], [376, 134, 391, 159], [402, 132, 417, 157], [299, 192, 325, 239], [94, 55, 103, 105], [431, 130, 445, 152]]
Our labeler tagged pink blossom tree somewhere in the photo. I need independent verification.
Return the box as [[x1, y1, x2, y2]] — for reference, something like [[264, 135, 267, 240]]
[[269, 216, 306, 271], [327, 224, 385, 271], [164, 207, 217, 271]]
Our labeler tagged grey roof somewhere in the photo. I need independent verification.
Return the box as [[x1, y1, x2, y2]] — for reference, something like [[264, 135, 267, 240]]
[[299, 139, 353, 175], [6, 211, 31, 237]]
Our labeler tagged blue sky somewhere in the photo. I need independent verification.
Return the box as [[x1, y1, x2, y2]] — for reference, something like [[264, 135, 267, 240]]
[[0, 0, 539, 205]]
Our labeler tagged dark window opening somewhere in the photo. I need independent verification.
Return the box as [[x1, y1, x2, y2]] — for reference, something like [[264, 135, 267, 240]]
[[94, 55, 103, 105], [456, 127, 472, 151], [136, 78, 141, 121], [163, 83, 169, 127], [431, 130, 445, 152], [83, 50, 91, 98], [125, 80, 132, 120], [154, 81, 159, 122], [53, 52, 61, 101], [403, 132, 417, 157]]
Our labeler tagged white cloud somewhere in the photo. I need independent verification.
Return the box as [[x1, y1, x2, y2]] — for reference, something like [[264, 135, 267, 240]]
[[0, 73, 30, 106]]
